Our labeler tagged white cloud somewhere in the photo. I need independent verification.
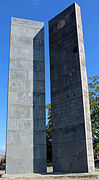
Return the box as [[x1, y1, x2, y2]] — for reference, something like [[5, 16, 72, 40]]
[[0, 147, 5, 151]]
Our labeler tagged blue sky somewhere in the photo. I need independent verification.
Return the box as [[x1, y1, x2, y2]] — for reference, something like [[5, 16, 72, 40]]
[[0, 0, 99, 150]]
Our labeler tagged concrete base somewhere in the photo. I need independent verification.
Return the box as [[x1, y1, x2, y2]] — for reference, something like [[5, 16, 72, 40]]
[[1, 171, 99, 180]]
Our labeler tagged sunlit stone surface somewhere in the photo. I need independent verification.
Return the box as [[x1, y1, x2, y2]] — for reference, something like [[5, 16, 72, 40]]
[[6, 17, 46, 174]]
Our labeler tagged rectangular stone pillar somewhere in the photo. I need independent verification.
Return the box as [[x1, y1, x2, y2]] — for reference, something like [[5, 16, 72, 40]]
[[6, 17, 46, 174], [49, 3, 95, 173]]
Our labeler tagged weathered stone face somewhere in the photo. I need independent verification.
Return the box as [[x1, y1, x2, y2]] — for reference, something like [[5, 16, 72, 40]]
[[6, 17, 46, 174], [49, 3, 95, 173]]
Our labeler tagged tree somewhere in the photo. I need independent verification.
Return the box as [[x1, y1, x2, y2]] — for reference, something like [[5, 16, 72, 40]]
[[88, 76, 99, 154], [46, 104, 52, 164]]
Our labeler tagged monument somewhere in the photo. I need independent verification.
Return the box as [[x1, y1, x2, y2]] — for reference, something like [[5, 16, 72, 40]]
[[6, 17, 46, 174], [6, 2, 95, 175], [49, 3, 95, 173]]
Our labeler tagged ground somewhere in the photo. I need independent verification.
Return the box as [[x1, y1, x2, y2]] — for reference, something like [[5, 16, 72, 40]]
[[0, 168, 99, 180]]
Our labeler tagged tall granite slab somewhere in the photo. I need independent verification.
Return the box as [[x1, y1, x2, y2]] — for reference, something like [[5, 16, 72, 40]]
[[6, 17, 46, 174], [49, 3, 95, 173]]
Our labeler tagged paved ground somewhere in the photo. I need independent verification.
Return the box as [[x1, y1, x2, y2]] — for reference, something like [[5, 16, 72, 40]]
[[0, 168, 99, 180]]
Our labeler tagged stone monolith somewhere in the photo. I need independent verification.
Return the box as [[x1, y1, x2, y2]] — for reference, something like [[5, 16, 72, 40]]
[[6, 17, 46, 174], [49, 3, 95, 173]]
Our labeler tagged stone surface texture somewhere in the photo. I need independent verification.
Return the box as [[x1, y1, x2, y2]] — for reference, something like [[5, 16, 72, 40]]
[[49, 3, 95, 173], [6, 17, 46, 174]]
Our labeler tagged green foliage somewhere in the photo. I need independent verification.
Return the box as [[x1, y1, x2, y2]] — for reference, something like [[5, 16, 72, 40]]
[[0, 155, 6, 170], [46, 104, 51, 119], [88, 76, 99, 154], [46, 104, 52, 163]]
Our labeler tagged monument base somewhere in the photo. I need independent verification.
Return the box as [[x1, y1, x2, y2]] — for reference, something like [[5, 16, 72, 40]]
[[1, 170, 99, 180]]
